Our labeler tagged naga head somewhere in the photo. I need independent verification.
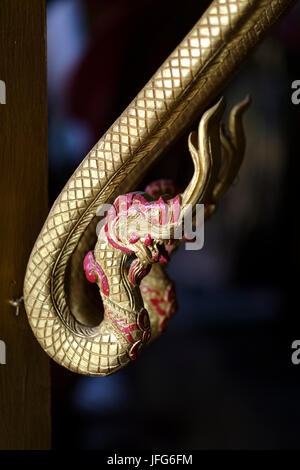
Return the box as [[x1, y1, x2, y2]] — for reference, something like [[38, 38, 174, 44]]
[[97, 96, 250, 270]]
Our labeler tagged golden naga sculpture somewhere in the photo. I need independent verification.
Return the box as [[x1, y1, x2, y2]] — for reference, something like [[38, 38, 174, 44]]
[[24, 0, 295, 376]]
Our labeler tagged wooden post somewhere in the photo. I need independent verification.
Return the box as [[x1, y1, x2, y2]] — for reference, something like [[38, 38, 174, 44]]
[[0, 0, 51, 449]]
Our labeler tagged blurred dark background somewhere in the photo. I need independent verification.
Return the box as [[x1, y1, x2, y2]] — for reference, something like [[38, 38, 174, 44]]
[[48, 0, 300, 449]]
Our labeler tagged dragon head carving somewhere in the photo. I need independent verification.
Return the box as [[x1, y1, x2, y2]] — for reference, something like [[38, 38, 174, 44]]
[[24, 0, 285, 376], [83, 96, 250, 358]]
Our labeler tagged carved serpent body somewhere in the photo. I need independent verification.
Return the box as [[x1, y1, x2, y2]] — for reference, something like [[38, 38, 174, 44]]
[[84, 179, 179, 345], [23, 0, 295, 376]]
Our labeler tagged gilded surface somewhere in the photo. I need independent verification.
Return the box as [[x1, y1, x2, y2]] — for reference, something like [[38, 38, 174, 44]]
[[23, 0, 295, 375]]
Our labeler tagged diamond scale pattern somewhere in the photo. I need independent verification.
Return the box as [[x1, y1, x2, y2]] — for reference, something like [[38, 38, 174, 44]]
[[94, 240, 129, 306], [23, 0, 291, 375]]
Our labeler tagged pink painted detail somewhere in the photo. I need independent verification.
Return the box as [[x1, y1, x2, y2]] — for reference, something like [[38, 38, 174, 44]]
[[170, 194, 181, 223], [83, 251, 109, 296], [129, 233, 140, 244], [144, 234, 152, 246], [156, 196, 169, 226], [145, 180, 178, 199], [141, 283, 177, 333], [111, 216, 123, 243], [115, 193, 133, 214], [104, 222, 133, 253], [128, 259, 151, 286], [129, 193, 146, 205], [106, 307, 151, 360], [99, 270, 109, 297], [104, 184, 182, 253], [141, 286, 165, 317], [106, 311, 138, 344], [83, 252, 97, 283], [156, 243, 170, 264]]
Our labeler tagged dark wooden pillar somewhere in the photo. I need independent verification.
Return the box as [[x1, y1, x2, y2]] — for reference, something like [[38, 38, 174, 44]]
[[0, 0, 51, 449]]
